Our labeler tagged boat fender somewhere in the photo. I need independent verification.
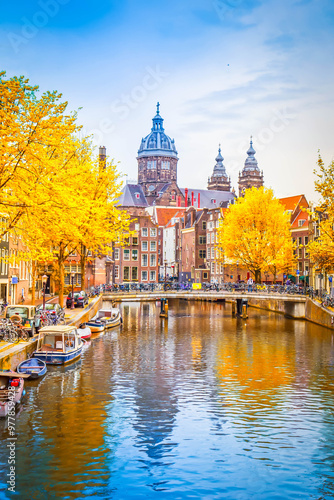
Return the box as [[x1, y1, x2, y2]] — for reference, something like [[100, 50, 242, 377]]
[[120, 316, 123, 324], [22, 389, 26, 397]]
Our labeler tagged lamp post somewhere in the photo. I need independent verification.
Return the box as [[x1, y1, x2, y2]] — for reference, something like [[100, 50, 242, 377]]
[[71, 271, 75, 309], [42, 274, 48, 311], [164, 260, 167, 291]]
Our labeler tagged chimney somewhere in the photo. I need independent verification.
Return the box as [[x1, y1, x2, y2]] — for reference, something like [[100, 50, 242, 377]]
[[99, 146, 106, 169], [191, 191, 194, 207], [185, 188, 188, 208], [198, 192, 200, 209]]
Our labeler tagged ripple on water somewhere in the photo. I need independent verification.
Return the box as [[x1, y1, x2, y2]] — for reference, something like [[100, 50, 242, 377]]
[[1, 300, 334, 499]]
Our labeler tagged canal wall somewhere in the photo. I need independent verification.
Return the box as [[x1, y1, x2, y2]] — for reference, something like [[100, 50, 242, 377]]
[[247, 297, 306, 319], [0, 340, 37, 371], [305, 298, 334, 330], [67, 294, 102, 327]]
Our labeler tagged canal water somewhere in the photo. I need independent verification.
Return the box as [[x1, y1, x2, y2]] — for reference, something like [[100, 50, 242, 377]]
[[1, 299, 334, 499]]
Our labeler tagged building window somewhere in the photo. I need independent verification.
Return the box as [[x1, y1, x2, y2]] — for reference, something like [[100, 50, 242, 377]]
[[203, 272, 208, 279], [211, 262, 215, 273], [211, 248, 215, 259], [161, 161, 170, 169], [298, 219, 306, 227], [298, 249, 303, 258], [132, 237, 138, 246], [114, 249, 119, 260], [132, 267, 138, 281], [142, 241, 148, 251], [135, 223, 140, 231], [199, 236, 206, 245], [202, 222, 207, 230], [123, 249, 130, 260], [142, 228, 148, 237], [123, 267, 130, 281], [305, 236, 308, 245], [150, 228, 157, 237], [150, 241, 156, 251], [141, 270, 148, 281], [199, 250, 206, 259], [150, 254, 156, 266], [298, 262, 303, 272], [114, 266, 119, 279], [147, 161, 157, 169], [142, 254, 148, 266], [150, 270, 156, 281], [132, 249, 138, 261], [298, 237, 303, 245]]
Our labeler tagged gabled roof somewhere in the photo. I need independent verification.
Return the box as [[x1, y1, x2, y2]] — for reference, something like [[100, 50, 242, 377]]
[[154, 207, 184, 226], [291, 210, 309, 229], [117, 184, 148, 207], [180, 188, 235, 209], [279, 195, 308, 212], [164, 210, 185, 229]]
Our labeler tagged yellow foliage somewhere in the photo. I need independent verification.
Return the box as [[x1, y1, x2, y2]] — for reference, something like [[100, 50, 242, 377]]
[[217, 187, 295, 282], [308, 155, 334, 273]]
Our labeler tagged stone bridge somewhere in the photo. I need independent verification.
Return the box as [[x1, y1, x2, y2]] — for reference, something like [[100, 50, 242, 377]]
[[103, 291, 307, 319]]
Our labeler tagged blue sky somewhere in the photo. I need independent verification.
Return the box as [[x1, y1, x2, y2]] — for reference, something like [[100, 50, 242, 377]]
[[1, 0, 334, 201]]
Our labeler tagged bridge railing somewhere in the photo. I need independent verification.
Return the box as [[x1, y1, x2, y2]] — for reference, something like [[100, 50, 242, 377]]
[[92, 282, 314, 297]]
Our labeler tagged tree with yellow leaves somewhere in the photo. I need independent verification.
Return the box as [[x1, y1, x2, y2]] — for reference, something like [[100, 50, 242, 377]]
[[308, 155, 334, 274], [19, 140, 130, 307], [0, 72, 80, 236], [217, 187, 295, 283]]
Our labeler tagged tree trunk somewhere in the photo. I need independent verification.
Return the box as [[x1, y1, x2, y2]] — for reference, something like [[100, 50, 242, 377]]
[[58, 243, 65, 308], [255, 269, 261, 283], [80, 244, 87, 291]]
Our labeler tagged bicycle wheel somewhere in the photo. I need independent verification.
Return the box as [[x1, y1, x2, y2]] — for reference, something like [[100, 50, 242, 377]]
[[19, 329, 29, 341], [8, 328, 19, 343]]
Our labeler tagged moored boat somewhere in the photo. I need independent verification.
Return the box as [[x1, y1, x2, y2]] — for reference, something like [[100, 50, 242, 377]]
[[86, 319, 105, 333], [77, 323, 92, 340], [17, 358, 47, 379], [96, 308, 122, 329], [0, 371, 29, 418], [33, 325, 84, 365]]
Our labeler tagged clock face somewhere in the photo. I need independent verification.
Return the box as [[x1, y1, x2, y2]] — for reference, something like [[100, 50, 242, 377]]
[[148, 185, 155, 192]]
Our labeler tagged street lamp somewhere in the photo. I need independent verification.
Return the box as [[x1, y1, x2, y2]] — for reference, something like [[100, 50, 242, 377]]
[[70, 271, 76, 309], [164, 260, 168, 291], [42, 274, 48, 311]]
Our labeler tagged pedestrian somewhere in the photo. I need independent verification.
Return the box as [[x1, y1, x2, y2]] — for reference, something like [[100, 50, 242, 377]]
[[247, 276, 253, 292]]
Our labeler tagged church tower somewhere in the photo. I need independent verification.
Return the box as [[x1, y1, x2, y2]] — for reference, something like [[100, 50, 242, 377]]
[[137, 103, 179, 205], [238, 138, 264, 197], [207, 145, 231, 191]]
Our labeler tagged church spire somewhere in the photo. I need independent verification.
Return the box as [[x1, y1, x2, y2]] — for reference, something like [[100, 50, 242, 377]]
[[152, 102, 164, 132], [207, 144, 231, 192]]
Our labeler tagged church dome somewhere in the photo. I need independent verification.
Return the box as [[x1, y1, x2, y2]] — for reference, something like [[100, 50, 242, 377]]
[[244, 137, 259, 171], [137, 103, 178, 159]]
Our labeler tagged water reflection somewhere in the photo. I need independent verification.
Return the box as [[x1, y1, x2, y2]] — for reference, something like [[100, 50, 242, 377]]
[[1, 300, 334, 499]]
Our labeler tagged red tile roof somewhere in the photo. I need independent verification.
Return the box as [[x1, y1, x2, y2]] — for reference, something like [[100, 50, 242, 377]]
[[291, 210, 309, 229], [279, 195, 308, 212], [155, 207, 185, 226], [164, 210, 185, 228]]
